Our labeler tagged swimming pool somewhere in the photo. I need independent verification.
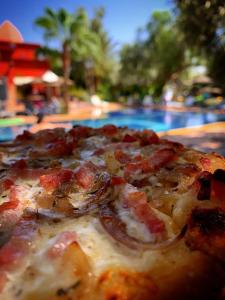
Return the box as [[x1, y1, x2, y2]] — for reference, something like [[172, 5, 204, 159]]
[[1, 108, 225, 141], [72, 108, 225, 131]]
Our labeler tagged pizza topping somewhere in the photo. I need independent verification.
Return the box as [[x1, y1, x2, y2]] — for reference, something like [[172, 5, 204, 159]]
[[125, 148, 176, 178], [100, 124, 118, 136], [100, 203, 184, 250], [0, 178, 14, 192], [10, 159, 27, 170], [73, 171, 111, 216], [137, 129, 159, 146], [69, 125, 91, 140], [111, 176, 126, 186], [15, 130, 33, 142], [0, 218, 37, 292], [200, 157, 211, 170], [74, 162, 97, 190], [122, 134, 138, 143], [121, 184, 166, 239], [40, 169, 74, 192], [0, 186, 19, 213], [114, 149, 132, 164], [47, 231, 77, 258], [211, 169, 225, 202], [45, 138, 75, 157]]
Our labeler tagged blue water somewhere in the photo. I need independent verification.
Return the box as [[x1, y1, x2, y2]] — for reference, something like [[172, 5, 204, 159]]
[[1, 109, 225, 141], [72, 108, 225, 132]]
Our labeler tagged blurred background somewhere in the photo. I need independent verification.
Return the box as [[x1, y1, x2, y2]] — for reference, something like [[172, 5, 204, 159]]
[[0, 0, 225, 154]]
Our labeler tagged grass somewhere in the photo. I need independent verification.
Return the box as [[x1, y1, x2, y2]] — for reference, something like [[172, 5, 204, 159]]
[[0, 118, 24, 127]]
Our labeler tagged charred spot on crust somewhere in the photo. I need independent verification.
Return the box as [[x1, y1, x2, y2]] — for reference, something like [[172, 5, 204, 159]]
[[196, 171, 212, 200], [190, 208, 225, 235], [213, 169, 225, 183]]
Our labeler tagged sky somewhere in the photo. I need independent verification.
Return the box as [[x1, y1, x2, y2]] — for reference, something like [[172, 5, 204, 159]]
[[0, 0, 172, 48]]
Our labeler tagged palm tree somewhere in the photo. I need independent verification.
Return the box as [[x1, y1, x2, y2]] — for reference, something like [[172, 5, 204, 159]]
[[35, 7, 100, 111]]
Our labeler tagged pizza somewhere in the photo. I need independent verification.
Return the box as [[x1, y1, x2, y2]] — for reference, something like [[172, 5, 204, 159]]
[[0, 124, 225, 300]]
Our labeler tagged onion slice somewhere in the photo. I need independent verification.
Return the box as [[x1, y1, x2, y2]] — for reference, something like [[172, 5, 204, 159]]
[[72, 172, 111, 217], [99, 204, 186, 250]]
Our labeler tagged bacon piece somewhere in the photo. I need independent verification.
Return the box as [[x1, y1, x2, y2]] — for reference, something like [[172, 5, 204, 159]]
[[46, 139, 75, 157], [0, 178, 14, 192], [0, 218, 37, 291], [150, 148, 176, 169], [125, 148, 176, 177], [138, 130, 159, 146], [111, 176, 126, 186], [68, 126, 91, 140], [211, 169, 225, 202], [93, 148, 105, 156], [0, 186, 19, 213], [114, 149, 131, 164], [74, 162, 97, 190], [100, 124, 118, 136], [40, 169, 74, 192], [47, 231, 77, 259], [200, 157, 211, 171], [15, 130, 33, 142], [122, 134, 138, 143], [122, 185, 165, 238], [33, 128, 65, 145], [10, 159, 27, 169], [125, 159, 151, 176]]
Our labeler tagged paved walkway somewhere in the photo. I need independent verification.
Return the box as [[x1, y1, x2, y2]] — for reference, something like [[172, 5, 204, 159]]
[[160, 122, 225, 156]]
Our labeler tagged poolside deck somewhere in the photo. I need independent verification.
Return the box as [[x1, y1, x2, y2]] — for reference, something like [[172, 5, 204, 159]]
[[160, 122, 225, 156]]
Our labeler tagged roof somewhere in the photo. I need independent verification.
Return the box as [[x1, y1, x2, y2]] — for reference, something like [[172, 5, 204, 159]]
[[0, 20, 24, 43]]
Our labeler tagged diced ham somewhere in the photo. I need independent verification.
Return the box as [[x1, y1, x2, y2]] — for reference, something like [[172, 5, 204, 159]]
[[122, 184, 165, 237], [122, 134, 138, 143], [100, 124, 118, 136], [47, 231, 77, 259], [150, 148, 176, 169], [40, 169, 74, 192], [74, 162, 97, 190], [0, 218, 37, 292], [200, 157, 211, 171], [0, 178, 14, 191], [211, 169, 225, 202], [34, 128, 65, 145], [138, 130, 159, 146], [114, 149, 132, 164], [10, 159, 27, 169], [124, 148, 176, 177], [111, 176, 126, 186], [46, 139, 75, 157], [0, 186, 19, 213], [93, 148, 105, 156], [15, 130, 33, 142], [68, 126, 91, 140]]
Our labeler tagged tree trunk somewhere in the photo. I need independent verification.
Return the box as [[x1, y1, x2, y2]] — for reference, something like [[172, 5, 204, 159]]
[[62, 41, 71, 113]]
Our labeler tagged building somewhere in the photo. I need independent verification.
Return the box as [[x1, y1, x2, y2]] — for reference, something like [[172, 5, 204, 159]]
[[0, 20, 49, 112]]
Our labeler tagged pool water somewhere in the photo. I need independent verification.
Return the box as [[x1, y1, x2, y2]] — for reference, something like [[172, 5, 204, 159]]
[[72, 108, 225, 131], [1, 109, 225, 141]]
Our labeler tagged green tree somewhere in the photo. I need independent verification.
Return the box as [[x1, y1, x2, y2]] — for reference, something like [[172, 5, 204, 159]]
[[174, 0, 225, 90], [35, 7, 117, 102], [119, 11, 187, 98]]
